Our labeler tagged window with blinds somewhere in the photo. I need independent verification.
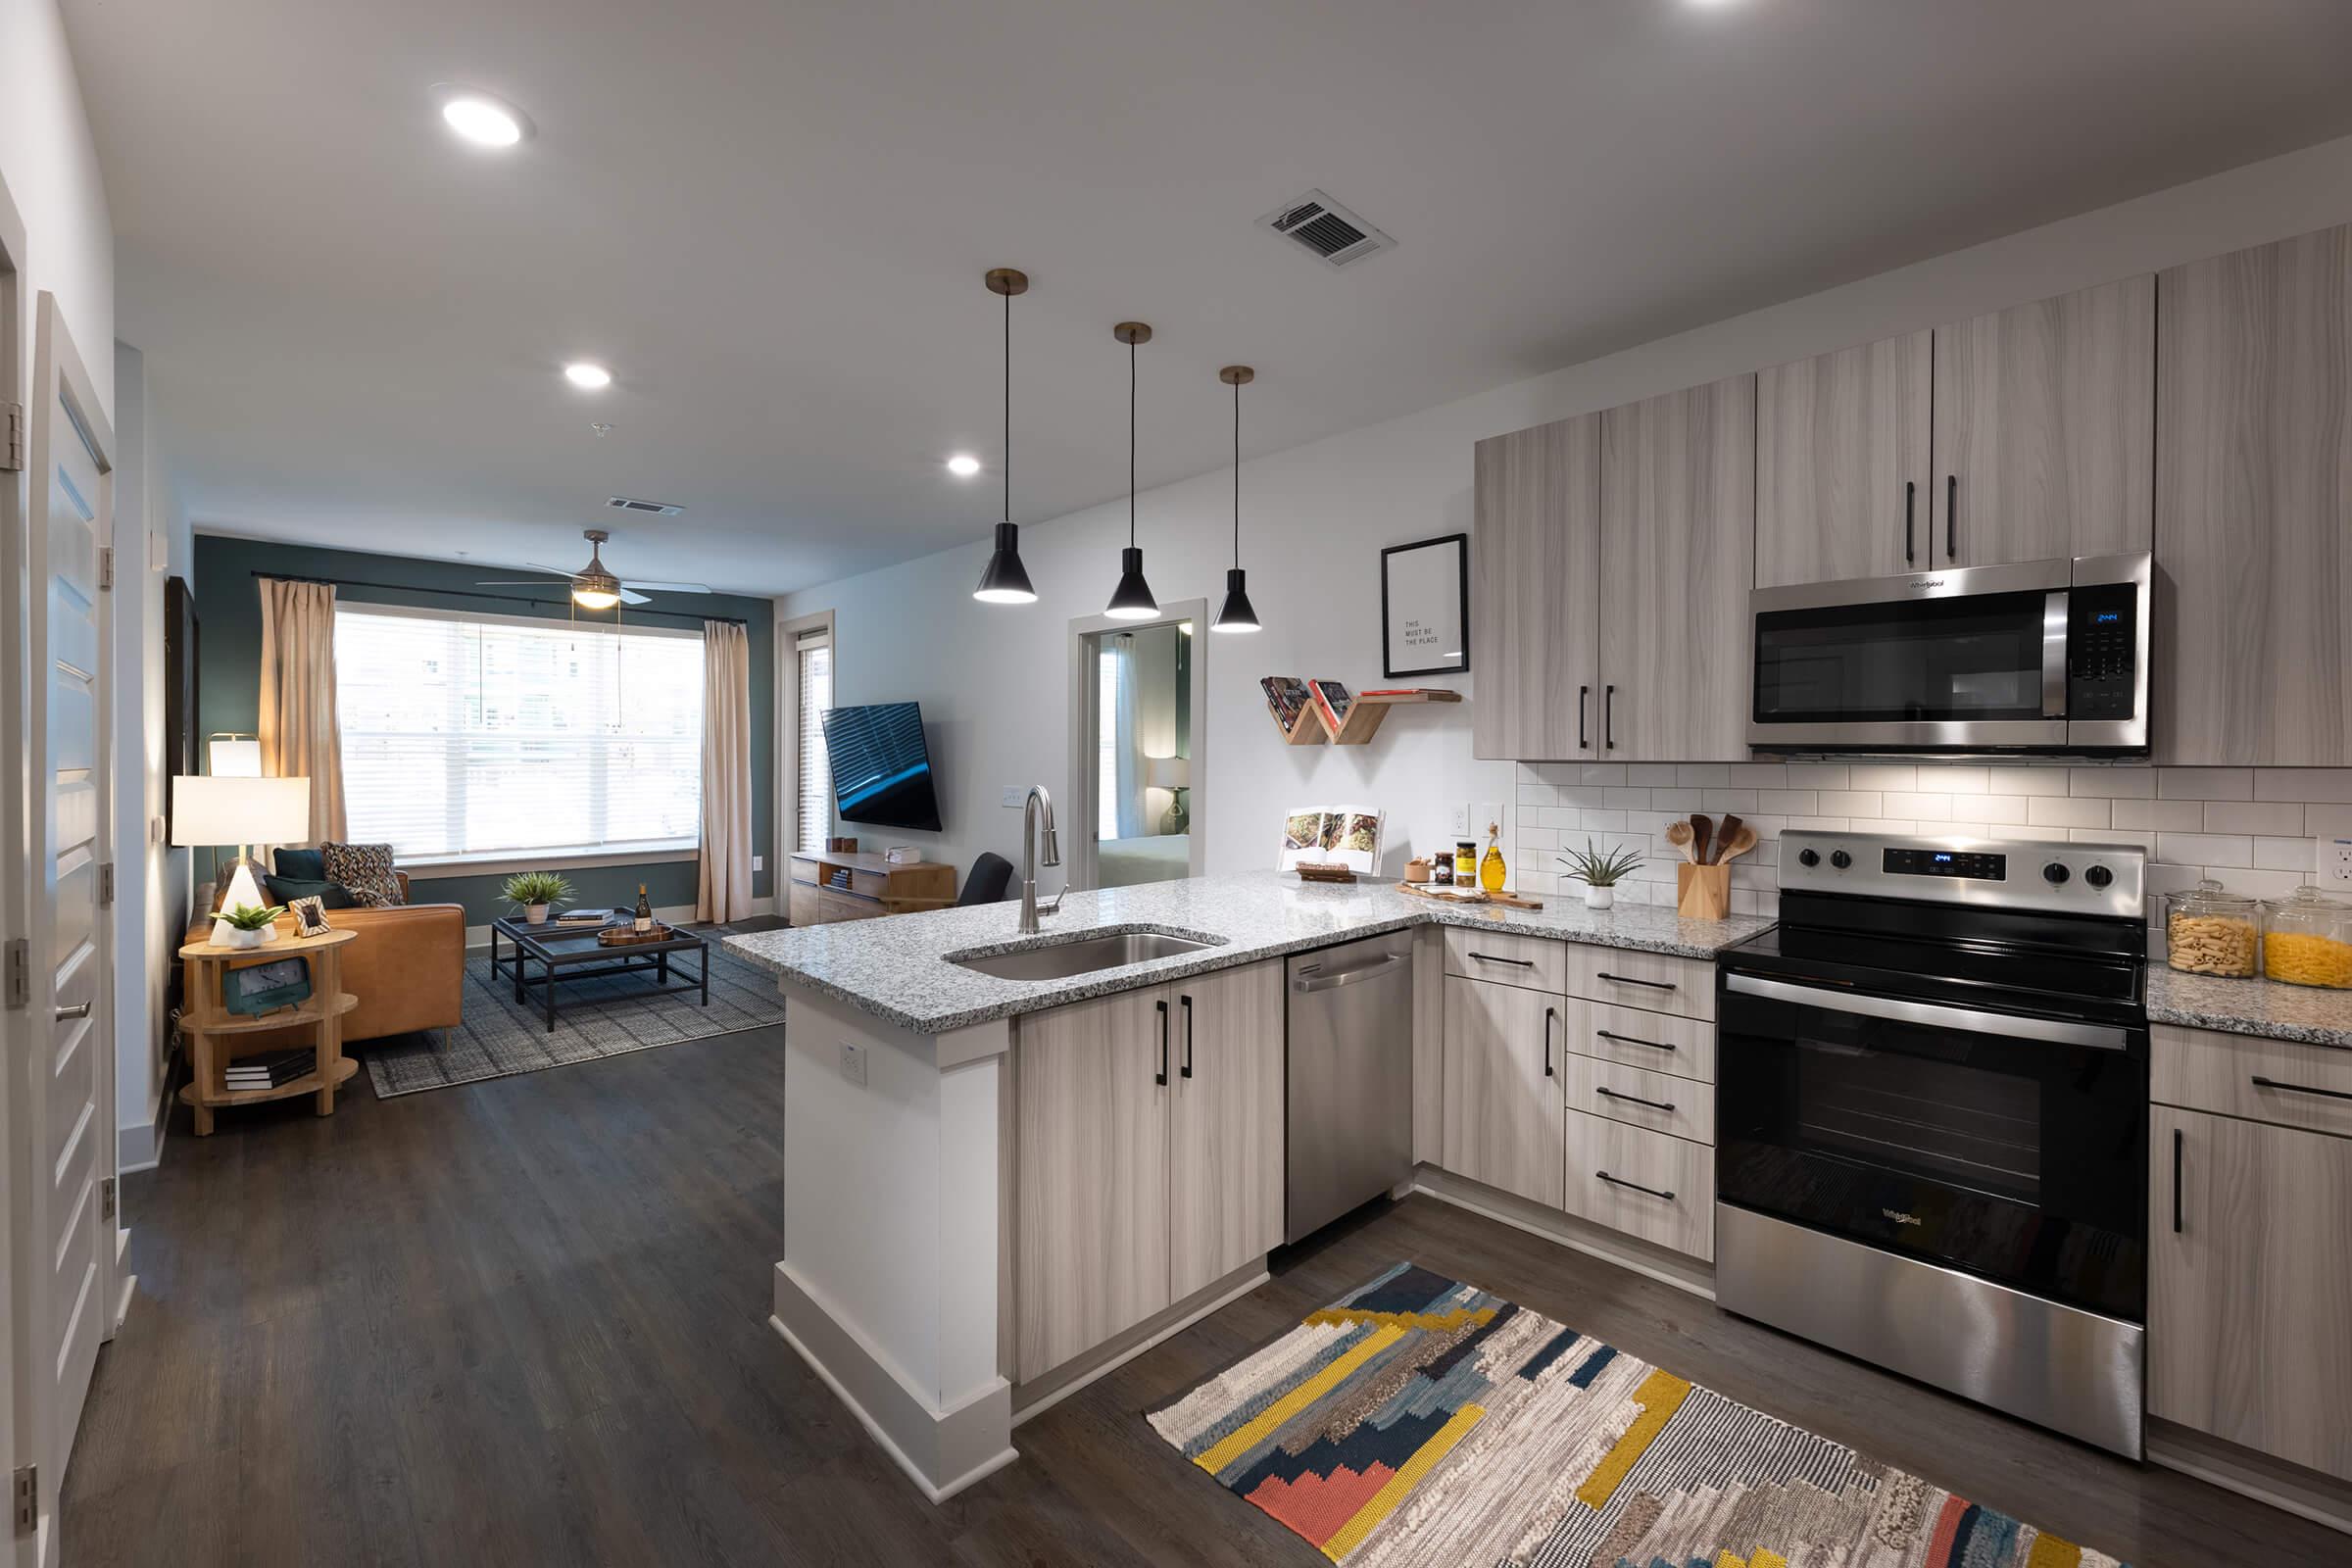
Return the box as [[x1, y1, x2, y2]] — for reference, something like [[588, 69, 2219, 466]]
[[334, 606, 705, 862], [795, 630, 833, 854]]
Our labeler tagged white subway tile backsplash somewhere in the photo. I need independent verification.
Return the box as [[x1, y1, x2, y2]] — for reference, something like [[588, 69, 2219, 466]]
[[2158, 833, 2254, 868], [1757, 790, 1819, 815], [1731, 762, 1788, 788], [2073, 766, 2154, 798], [1849, 763, 1917, 791], [1604, 787, 1651, 809], [1518, 780, 1558, 808], [2028, 796, 2110, 829], [1819, 791, 1882, 816], [1977, 796, 2033, 825], [1649, 788, 1702, 812], [2004, 824, 2077, 843], [2203, 800, 2305, 836], [1579, 763, 1628, 787], [1557, 787, 1611, 809], [1627, 763, 1678, 787], [2255, 836, 2317, 872], [1944, 820, 1991, 838], [1884, 792, 1953, 820], [1922, 764, 1990, 796], [2111, 799, 2205, 833], [2257, 767, 2352, 804], [1986, 766, 2069, 797], [1786, 816, 1847, 831], [2308, 804, 2352, 838], [1701, 789, 1760, 813], [2074, 826, 2146, 848], [1785, 763, 1849, 789], [2230, 868, 2313, 901], [2157, 767, 2253, 801], [1579, 809, 1629, 832], [1676, 763, 1730, 788]]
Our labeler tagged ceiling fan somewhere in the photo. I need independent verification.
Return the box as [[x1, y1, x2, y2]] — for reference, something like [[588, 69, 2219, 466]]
[[475, 528, 712, 610]]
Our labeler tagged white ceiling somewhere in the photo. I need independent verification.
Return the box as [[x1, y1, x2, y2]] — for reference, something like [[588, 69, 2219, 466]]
[[65, 0, 2352, 598]]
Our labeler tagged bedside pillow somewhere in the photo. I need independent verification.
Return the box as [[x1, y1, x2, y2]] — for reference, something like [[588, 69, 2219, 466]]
[[318, 841, 404, 907], [265, 875, 358, 910], [272, 847, 327, 882]]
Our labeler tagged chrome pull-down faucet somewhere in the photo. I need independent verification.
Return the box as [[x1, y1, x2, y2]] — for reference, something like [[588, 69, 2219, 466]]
[[1019, 785, 1062, 935]]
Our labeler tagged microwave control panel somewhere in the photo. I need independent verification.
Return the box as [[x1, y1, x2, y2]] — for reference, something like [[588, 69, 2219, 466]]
[[2067, 585, 2138, 720]]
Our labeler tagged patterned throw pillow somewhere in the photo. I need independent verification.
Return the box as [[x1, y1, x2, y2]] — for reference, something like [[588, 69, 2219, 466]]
[[319, 842, 403, 907]]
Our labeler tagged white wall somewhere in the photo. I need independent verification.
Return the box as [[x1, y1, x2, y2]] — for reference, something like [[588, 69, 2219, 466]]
[[0, 0, 114, 413], [782, 133, 2352, 891]]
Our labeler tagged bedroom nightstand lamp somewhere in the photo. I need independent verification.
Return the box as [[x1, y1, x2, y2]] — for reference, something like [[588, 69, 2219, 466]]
[[172, 774, 312, 938], [1148, 753, 1191, 833]]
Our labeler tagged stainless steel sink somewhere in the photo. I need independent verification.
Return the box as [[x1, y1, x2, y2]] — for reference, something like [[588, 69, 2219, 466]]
[[947, 928, 1219, 981]]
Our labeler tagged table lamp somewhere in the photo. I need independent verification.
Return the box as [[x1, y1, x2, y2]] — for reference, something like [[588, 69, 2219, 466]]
[[171, 775, 311, 941], [1147, 753, 1191, 833]]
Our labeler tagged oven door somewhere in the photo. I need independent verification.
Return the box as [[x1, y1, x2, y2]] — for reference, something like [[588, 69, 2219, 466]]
[[1747, 558, 2070, 750], [1717, 971, 2145, 1321]]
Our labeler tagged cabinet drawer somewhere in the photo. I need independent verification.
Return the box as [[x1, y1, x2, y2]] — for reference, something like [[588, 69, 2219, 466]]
[[1562, 1109, 1714, 1261], [1444, 926, 1570, 994], [2154, 1022, 2352, 1138], [788, 857, 823, 887], [818, 889, 883, 923], [1562, 1055, 1715, 1145], [1569, 1003, 1716, 1084], [786, 881, 821, 927], [1561, 946, 1715, 1022]]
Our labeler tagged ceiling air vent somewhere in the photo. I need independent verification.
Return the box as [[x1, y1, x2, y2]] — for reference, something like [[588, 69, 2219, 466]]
[[606, 496, 685, 516], [1257, 189, 1395, 270]]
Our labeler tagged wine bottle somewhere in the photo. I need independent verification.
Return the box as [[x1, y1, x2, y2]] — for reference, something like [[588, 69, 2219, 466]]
[[634, 883, 654, 934]]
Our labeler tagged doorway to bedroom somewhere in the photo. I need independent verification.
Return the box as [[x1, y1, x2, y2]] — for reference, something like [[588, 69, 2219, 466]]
[[1067, 599, 1207, 890]]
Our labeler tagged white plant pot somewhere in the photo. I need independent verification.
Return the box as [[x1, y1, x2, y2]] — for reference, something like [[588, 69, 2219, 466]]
[[524, 904, 550, 925], [213, 921, 271, 949], [1582, 884, 1615, 910]]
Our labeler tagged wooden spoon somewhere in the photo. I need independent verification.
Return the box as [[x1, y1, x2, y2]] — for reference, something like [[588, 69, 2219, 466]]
[[1690, 813, 1714, 868], [1665, 821, 1696, 863], [1712, 814, 1744, 865], [1716, 824, 1759, 864]]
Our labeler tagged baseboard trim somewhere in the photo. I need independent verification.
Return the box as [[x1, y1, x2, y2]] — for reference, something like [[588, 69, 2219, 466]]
[[770, 1262, 1015, 1502], [1412, 1166, 1717, 1301], [1010, 1261, 1269, 1427], [2147, 1418, 2352, 1538], [117, 1081, 171, 1173]]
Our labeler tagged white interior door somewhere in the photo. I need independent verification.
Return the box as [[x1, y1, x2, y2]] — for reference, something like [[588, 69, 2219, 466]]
[[9, 290, 116, 1567], [0, 172, 28, 1568]]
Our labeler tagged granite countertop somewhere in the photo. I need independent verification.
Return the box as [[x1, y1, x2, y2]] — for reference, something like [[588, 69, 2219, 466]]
[[2145, 965, 2352, 1050], [723, 870, 1772, 1034]]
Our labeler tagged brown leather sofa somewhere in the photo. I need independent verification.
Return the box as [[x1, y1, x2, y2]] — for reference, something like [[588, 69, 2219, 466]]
[[185, 872, 466, 1050]]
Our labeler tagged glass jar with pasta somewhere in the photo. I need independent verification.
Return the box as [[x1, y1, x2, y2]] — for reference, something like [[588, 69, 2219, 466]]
[[2162, 879, 2259, 977], [2260, 885, 2352, 989]]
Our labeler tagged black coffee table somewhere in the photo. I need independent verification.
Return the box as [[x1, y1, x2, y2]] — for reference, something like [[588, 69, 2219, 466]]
[[488, 916, 710, 1032]]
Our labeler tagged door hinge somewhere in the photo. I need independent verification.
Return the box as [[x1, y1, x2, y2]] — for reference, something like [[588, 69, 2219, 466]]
[[3, 939, 27, 1009], [98, 547, 115, 591], [98, 861, 115, 907], [11, 1466, 32, 1537], [100, 1177, 117, 1223], [1, 402, 23, 472]]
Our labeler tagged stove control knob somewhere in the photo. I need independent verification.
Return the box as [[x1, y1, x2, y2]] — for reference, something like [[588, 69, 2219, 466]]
[[2084, 864, 2113, 889], [1829, 850, 1851, 870], [2042, 861, 2072, 885], [1797, 849, 1821, 868]]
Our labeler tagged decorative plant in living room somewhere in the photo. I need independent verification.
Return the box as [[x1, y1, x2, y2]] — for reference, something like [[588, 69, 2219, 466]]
[[503, 870, 574, 925], [215, 903, 287, 949], [1557, 839, 1642, 911]]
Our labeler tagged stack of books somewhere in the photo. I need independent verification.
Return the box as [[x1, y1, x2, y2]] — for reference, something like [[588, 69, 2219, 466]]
[[224, 1048, 316, 1092], [554, 908, 614, 926]]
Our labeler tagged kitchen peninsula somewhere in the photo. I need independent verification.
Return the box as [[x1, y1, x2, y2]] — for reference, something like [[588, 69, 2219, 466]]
[[723, 872, 1770, 1500]]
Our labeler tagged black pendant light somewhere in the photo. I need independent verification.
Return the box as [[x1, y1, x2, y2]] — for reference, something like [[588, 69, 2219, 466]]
[[972, 268, 1037, 604], [1103, 321, 1159, 620], [1211, 365, 1261, 634]]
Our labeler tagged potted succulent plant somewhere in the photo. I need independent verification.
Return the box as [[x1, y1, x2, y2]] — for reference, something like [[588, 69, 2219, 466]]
[[214, 902, 286, 950], [1558, 839, 1644, 911], [503, 870, 574, 925]]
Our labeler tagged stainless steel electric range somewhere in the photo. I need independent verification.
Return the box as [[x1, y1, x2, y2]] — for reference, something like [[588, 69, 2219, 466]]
[[1714, 830, 2148, 1458]]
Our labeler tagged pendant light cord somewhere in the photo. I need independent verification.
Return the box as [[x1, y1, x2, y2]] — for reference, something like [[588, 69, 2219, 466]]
[[1232, 378, 1242, 567], [1003, 284, 1011, 526], [1128, 339, 1138, 547]]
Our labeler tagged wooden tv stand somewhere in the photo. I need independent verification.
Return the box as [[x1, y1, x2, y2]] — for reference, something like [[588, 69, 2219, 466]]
[[786, 849, 956, 925]]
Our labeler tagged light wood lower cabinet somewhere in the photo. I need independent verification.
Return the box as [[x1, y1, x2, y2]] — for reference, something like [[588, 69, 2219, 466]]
[[1012, 960, 1282, 1383], [1441, 977, 1566, 1207], [2150, 1104, 2352, 1483], [1562, 1054, 1715, 1146], [1562, 1109, 1715, 1261]]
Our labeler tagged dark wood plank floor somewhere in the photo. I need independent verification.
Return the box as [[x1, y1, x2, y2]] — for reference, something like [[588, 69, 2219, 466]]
[[66, 1026, 2332, 1567]]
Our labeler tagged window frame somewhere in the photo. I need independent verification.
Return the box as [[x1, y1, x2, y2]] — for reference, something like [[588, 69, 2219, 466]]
[[776, 608, 838, 874]]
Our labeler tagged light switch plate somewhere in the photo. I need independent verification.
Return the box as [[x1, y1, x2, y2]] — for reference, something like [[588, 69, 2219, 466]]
[[840, 1041, 868, 1087], [751, 854, 764, 872], [1473, 801, 1500, 837], [2321, 836, 2352, 891], [1003, 787, 1025, 808]]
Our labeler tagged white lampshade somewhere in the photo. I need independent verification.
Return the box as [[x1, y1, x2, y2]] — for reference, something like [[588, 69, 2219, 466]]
[[1146, 754, 1190, 791], [171, 775, 311, 849], [208, 736, 263, 777]]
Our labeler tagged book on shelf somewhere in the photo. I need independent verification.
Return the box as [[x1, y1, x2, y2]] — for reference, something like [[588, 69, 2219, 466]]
[[1307, 679, 1352, 732], [1259, 675, 1312, 731], [224, 1048, 317, 1088], [1278, 803, 1386, 875]]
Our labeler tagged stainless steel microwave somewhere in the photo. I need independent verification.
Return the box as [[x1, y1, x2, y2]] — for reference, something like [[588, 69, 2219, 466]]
[[1747, 553, 2150, 755]]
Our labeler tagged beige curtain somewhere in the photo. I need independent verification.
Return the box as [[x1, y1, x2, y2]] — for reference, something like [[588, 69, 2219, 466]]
[[258, 576, 347, 843], [697, 619, 755, 921]]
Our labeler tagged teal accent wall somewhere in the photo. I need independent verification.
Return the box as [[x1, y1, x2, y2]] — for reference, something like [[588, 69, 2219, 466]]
[[191, 534, 775, 923]]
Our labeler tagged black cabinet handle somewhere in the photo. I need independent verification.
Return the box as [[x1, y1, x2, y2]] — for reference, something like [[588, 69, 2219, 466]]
[[1180, 994, 1194, 1079], [1596, 1171, 1676, 1202], [1603, 685, 1617, 750], [1904, 479, 1916, 565], [1944, 473, 1957, 561], [2172, 1126, 2183, 1235], [1595, 1085, 1676, 1113], [1468, 952, 1535, 968], [1593, 1028, 1676, 1053], [1543, 1006, 1555, 1079], [1155, 998, 1169, 1087], [2250, 1074, 2352, 1102], [1595, 971, 1676, 992], [1578, 686, 1590, 750]]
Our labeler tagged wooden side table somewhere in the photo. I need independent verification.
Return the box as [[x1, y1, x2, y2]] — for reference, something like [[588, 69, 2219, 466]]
[[176, 925, 361, 1136]]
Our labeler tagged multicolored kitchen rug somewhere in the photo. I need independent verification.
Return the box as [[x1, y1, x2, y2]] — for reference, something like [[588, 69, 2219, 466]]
[[1147, 1262, 2127, 1568]]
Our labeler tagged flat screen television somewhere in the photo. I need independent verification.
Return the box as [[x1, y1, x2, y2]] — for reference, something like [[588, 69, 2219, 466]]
[[822, 701, 944, 833]]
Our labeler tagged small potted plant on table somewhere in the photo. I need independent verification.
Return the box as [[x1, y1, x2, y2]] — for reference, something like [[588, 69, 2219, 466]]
[[503, 870, 574, 926], [1558, 839, 1643, 911], [214, 903, 287, 949]]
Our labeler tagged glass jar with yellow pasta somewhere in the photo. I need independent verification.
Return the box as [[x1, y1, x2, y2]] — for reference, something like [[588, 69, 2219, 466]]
[[2260, 885, 2352, 989], [2163, 879, 2260, 977]]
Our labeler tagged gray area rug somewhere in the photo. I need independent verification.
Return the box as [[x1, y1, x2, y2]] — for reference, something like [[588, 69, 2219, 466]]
[[362, 923, 786, 1098]]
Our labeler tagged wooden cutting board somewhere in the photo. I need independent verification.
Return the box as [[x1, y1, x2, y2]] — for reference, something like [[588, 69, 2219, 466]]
[[1396, 882, 1544, 911]]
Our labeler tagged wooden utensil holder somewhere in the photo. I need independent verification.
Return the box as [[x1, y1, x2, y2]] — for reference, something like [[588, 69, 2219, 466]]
[[1676, 863, 1731, 920]]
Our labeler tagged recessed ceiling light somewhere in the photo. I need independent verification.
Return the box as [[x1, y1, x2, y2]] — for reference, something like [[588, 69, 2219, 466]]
[[434, 85, 531, 148], [564, 362, 612, 390], [946, 454, 982, 477]]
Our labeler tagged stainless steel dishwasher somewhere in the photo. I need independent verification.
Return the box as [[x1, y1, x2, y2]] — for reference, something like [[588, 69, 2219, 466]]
[[1285, 930, 1415, 1244]]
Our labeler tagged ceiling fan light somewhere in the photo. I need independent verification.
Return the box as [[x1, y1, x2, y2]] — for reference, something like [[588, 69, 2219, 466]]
[[571, 577, 621, 611], [973, 522, 1037, 604], [1104, 547, 1158, 620], [1212, 567, 1260, 633]]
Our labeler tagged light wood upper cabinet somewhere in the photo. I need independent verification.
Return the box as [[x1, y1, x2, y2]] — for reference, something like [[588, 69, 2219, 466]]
[[1168, 962, 1284, 1301], [1933, 276, 2155, 567], [1597, 373, 1756, 760], [1441, 976, 1567, 1208], [2150, 1105, 2352, 1483], [1471, 415, 1601, 760], [1755, 330, 1932, 587], [2155, 223, 2352, 765]]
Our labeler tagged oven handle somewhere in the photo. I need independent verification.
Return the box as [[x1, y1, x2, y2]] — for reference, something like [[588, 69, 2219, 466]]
[[1722, 972, 2132, 1052], [2040, 589, 2070, 719]]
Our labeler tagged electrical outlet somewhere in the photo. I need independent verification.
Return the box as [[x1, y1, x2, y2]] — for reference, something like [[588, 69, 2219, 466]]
[[840, 1041, 868, 1087], [1449, 803, 1471, 837], [752, 854, 764, 872], [2322, 835, 2352, 891], [1003, 786, 1025, 808]]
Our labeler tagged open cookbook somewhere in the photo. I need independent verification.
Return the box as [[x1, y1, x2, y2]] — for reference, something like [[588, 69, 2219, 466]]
[[1279, 804, 1386, 874]]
